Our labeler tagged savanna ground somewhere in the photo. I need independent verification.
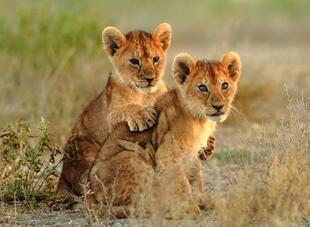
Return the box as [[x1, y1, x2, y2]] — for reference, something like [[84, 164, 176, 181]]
[[0, 0, 309, 226]]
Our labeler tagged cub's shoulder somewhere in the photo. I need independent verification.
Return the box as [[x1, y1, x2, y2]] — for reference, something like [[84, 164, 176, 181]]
[[155, 88, 179, 117]]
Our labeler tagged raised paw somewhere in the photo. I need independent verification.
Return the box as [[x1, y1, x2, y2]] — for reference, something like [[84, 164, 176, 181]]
[[127, 106, 158, 132], [198, 136, 216, 161]]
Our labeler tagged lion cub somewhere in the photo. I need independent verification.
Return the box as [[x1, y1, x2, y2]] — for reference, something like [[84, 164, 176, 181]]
[[57, 23, 172, 201], [88, 52, 242, 217]]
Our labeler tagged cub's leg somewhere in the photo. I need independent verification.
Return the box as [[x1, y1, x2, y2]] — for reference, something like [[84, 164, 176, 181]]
[[57, 136, 100, 202], [198, 135, 216, 161], [89, 149, 153, 218], [194, 136, 216, 209], [187, 161, 215, 211], [154, 134, 201, 217], [117, 139, 200, 218], [155, 167, 201, 218]]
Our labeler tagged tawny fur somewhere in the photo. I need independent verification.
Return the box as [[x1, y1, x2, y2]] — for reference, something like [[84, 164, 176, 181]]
[[88, 52, 242, 218], [57, 23, 172, 201]]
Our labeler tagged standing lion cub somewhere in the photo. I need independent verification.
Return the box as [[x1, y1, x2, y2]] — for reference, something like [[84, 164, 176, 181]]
[[88, 52, 242, 218], [57, 23, 172, 201]]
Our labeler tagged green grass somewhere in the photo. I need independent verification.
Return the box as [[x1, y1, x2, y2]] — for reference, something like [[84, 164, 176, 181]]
[[0, 118, 61, 203], [0, 1, 102, 65], [214, 150, 252, 164], [214, 149, 269, 165]]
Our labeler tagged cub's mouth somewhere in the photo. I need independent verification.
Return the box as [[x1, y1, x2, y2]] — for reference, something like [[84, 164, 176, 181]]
[[207, 112, 228, 123], [210, 112, 224, 117], [136, 84, 158, 93], [136, 83, 155, 88]]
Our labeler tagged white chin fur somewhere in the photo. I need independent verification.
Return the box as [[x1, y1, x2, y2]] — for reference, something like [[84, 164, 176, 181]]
[[138, 86, 158, 93], [207, 114, 228, 123]]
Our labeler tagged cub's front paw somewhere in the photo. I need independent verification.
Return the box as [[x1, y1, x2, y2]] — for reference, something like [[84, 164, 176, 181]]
[[127, 106, 158, 132], [198, 136, 216, 160]]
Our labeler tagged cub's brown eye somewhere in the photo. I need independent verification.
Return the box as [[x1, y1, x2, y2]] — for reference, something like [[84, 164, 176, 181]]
[[222, 82, 229, 90], [153, 56, 160, 63], [129, 58, 140, 66], [198, 85, 208, 92]]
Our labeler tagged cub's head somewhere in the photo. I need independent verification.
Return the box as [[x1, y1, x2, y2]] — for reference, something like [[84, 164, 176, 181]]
[[102, 23, 172, 93], [172, 52, 241, 122]]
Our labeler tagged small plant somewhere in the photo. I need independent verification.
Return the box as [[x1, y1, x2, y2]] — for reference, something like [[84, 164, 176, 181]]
[[0, 118, 62, 202]]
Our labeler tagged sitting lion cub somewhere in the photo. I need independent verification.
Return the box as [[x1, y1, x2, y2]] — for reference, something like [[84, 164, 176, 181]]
[[57, 23, 172, 201], [88, 52, 241, 218]]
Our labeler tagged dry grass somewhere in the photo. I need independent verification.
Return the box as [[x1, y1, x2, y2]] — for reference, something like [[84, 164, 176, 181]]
[[207, 99, 310, 226]]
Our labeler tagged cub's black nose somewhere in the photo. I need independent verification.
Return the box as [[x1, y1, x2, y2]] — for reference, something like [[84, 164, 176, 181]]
[[212, 105, 224, 112], [145, 78, 154, 84]]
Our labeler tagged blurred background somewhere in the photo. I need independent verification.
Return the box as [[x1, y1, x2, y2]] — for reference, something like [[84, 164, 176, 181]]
[[1, 0, 309, 146]]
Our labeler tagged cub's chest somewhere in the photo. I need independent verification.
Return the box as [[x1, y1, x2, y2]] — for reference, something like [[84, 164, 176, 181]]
[[200, 121, 216, 146], [186, 120, 216, 157], [126, 90, 160, 106]]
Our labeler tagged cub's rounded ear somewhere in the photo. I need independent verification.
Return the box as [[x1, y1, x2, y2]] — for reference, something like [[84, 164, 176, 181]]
[[220, 51, 241, 82], [152, 23, 172, 51], [172, 53, 196, 85], [102, 26, 126, 57]]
